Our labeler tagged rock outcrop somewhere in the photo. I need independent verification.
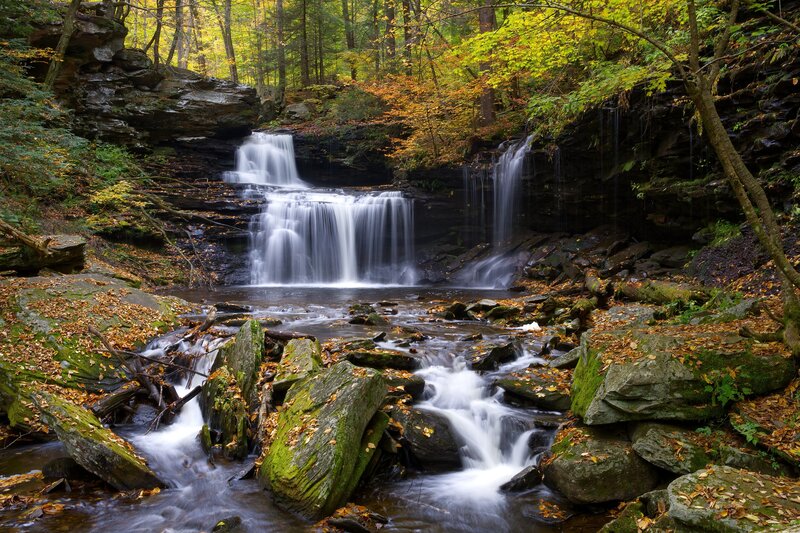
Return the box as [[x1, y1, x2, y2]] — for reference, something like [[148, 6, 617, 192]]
[[29, 7, 258, 147], [570, 324, 795, 424], [542, 425, 660, 505]]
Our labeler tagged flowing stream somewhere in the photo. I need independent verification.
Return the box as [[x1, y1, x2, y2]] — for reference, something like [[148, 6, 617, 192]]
[[0, 134, 590, 532]]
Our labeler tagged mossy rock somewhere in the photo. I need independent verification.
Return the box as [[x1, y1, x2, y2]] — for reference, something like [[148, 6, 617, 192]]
[[615, 280, 712, 306], [468, 342, 517, 371], [273, 338, 322, 395], [630, 423, 712, 474], [599, 501, 645, 533], [259, 362, 386, 519], [542, 425, 660, 505], [387, 405, 461, 469], [31, 390, 162, 491], [495, 366, 572, 411], [212, 319, 264, 403], [667, 466, 800, 531], [571, 325, 795, 425], [200, 366, 249, 460]]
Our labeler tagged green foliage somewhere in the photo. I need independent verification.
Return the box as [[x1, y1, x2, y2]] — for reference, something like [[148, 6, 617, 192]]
[[94, 144, 147, 184], [731, 417, 761, 445], [710, 220, 742, 246], [702, 368, 751, 408]]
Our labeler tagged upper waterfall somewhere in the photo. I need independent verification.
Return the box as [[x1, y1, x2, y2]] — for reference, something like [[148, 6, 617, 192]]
[[225, 132, 416, 286], [223, 132, 306, 187]]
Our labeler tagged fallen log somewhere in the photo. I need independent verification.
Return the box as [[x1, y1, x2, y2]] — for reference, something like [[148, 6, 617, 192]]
[[90, 382, 143, 420], [265, 330, 317, 343]]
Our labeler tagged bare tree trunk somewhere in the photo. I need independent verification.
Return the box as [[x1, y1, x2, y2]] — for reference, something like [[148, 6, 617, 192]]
[[166, 0, 184, 66], [400, 0, 413, 75], [300, 0, 311, 86], [385, 0, 397, 70], [371, 0, 380, 76], [44, 0, 82, 90], [342, 0, 356, 79], [316, 0, 324, 83], [146, 0, 166, 67], [276, 0, 287, 92], [210, 0, 239, 82], [190, 1, 208, 75], [477, 0, 496, 126]]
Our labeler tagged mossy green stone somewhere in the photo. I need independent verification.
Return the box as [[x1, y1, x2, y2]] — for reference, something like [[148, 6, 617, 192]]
[[213, 319, 264, 401], [31, 390, 162, 491], [259, 361, 386, 519], [273, 338, 322, 394]]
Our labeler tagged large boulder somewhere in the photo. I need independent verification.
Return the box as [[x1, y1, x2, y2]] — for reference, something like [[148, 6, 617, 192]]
[[388, 406, 461, 468], [201, 320, 265, 459], [259, 362, 386, 519], [542, 424, 660, 505], [495, 366, 572, 411], [0, 274, 186, 430], [32, 391, 162, 491], [571, 324, 795, 425], [630, 423, 712, 475], [272, 338, 322, 394], [667, 466, 800, 531]]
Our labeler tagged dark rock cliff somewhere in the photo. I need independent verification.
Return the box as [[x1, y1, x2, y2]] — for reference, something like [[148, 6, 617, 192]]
[[28, 7, 258, 148]]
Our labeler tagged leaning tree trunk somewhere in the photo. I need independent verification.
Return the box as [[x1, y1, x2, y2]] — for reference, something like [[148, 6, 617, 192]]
[[44, 0, 82, 90], [689, 81, 800, 356]]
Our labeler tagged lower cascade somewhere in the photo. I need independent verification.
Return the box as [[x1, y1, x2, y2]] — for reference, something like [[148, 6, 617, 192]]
[[226, 133, 416, 286]]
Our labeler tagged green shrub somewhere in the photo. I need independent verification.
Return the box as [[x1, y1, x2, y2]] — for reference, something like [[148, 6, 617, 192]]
[[330, 87, 386, 123]]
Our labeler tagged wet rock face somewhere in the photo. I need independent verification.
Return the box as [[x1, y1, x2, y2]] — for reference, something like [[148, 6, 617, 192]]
[[28, 9, 258, 147]]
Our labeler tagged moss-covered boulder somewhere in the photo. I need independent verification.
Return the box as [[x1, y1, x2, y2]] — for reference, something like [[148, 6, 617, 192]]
[[615, 280, 712, 306], [211, 319, 264, 402], [495, 366, 572, 411], [346, 348, 420, 371], [200, 366, 249, 460], [667, 466, 800, 531], [541, 424, 660, 505], [272, 338, 322, 394], [730, 379, 800, 468], [630, 423, 712, 475], [32, 390, 162, 491], [258, 362, 386, 519], [571, 324, 795, 425]]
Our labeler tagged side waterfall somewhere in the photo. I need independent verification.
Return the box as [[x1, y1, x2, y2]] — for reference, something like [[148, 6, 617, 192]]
[[460, 135, 533, 288], [225, 133, 416, 286]]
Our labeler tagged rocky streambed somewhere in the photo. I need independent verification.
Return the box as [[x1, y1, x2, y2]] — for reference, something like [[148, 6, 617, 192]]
[[0, 273, 799, 532]]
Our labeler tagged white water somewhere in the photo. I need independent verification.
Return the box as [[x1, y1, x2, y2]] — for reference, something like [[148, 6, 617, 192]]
[[225, 133, 417, 286], [493, 135, 532, 244], [223, 132, 305, 187], [411, 351, 550, 509], [459, 135, 533, 289]]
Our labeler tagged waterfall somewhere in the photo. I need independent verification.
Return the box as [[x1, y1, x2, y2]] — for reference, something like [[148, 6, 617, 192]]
[[249, 190, 416, 286], [459, 135, 533, 288], [492, 135, 532, 245], [225, 132, 416, 286], [223, 133, 305, 187]]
